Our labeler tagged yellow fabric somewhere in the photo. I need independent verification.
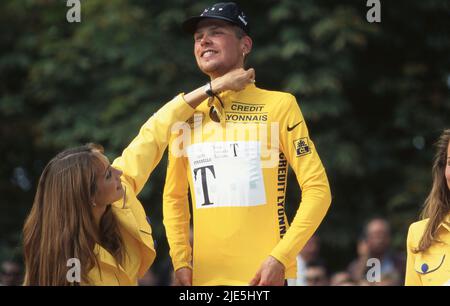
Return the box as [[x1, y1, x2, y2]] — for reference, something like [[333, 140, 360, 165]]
[[405, 214, 450, 286], [86, 94, 195, 285], [163, 84, 332, 285]]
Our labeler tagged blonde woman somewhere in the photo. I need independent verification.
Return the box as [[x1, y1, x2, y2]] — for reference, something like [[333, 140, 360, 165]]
[[23, 68, 255, 285], [405, 129, 450, 285]]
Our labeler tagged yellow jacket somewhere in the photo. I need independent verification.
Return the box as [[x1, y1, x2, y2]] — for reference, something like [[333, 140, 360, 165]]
[[405, 214, 450, 286], [86, 94, 195, 285]]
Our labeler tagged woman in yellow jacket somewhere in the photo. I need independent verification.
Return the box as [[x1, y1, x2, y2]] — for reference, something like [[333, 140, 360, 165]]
[[405, 129, 450, 286], [22, 68, 255, 285]]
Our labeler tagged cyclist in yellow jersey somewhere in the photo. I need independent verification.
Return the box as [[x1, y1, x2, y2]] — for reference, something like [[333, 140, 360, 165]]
[[163, 2, 332, 286]]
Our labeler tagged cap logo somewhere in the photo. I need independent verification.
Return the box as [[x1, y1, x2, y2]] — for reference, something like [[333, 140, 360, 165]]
[[238, 15, 247, 26]]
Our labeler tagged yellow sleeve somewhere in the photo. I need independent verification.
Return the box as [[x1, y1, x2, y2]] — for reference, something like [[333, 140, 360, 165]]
[[405, 224, 422, 285], [163, 132, 192, 271], [270, 94, 332, 268], [112, 94, 195, 195]]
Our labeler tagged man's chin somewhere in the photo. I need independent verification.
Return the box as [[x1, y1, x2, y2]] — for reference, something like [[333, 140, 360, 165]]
[[199, 65, 217, 74], [198, 61, 222, 73]]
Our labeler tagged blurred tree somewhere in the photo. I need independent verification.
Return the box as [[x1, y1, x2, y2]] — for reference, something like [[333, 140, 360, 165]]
[[0, 0, 449, 278]]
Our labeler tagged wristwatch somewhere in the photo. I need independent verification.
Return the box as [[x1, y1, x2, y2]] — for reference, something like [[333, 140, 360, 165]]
[[205, 82, 214, 97]]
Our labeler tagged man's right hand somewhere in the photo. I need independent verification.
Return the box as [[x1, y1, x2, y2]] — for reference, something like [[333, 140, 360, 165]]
[[173, 267, 192, 286], [212, 68, 255, 93]]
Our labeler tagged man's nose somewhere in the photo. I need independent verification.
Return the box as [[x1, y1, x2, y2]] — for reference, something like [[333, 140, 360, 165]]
[[200, 34, 212, 46]]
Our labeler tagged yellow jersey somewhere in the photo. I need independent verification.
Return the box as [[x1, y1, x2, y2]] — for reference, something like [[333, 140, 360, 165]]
[[163, 83, 332, 285], [405, 214, 450, 286]]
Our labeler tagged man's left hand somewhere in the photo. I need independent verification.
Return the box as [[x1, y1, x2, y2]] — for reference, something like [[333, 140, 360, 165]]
[[249, 256, 285, 286]]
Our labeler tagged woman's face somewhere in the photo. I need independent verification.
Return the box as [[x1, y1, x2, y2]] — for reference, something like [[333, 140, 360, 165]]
[[93, 153, 124, 207], [446, 142, 450, 190]]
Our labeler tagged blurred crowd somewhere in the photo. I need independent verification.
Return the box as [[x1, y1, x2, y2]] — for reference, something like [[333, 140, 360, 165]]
[[1, 217, 405, 286], [295, 218, 405, 286], [138, 217, 406, 286]]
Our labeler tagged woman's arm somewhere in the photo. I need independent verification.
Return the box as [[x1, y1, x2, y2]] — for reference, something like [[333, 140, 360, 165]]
[[112, 68, 255, 195]]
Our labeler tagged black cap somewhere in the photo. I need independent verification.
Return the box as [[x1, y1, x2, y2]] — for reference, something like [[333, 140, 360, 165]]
[[182, 2, 250, 35]]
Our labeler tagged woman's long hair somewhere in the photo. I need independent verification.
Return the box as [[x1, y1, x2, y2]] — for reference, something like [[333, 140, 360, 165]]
[[23, 144, 124, 285], [415, 129, 450, 253]]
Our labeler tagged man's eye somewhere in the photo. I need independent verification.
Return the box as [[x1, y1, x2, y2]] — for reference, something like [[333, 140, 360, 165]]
[[106, 171, 111, 179]]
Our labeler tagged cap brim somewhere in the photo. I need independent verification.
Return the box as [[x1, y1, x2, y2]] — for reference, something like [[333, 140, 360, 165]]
[[182, 15, 246, 34]]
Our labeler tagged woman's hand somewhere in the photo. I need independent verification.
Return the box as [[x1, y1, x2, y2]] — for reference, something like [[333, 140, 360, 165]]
[[211, 68, 255, 93]]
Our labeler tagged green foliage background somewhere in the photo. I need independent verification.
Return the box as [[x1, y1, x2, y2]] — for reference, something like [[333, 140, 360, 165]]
[[1, 0, 449, 280]]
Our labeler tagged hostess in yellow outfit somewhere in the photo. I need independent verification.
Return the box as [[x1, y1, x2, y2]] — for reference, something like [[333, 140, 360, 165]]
[[405, 214, 450, 286], [85, 94, 195, 285]]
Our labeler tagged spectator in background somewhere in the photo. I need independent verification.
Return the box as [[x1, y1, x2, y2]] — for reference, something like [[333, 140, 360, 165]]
[[305, 261, 329, 286], [348, 218, 404, 285], [138, 269, 158, 286], [299, 235, 324, 265], [295, 235, 325, 285], [329, 271, 356, 286], [0, 260, 23, 286]]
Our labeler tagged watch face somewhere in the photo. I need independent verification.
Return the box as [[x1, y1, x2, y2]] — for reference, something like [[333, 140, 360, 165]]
[[209, 106, 221, 123]]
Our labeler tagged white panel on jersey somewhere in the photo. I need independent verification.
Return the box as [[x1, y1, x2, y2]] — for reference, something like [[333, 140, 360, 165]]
[[187, 141, 266, 209]]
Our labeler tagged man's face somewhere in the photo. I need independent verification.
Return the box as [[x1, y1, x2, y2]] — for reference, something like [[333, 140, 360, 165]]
[[366, 220, 390, 256], [305, 266, 328, 286], [300, 235, 320, 263], [0, 262, 22, 286], [193, 19, 246, 79]]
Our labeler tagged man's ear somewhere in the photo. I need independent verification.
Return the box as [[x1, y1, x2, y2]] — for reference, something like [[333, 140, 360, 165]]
[[241, 35, 253, 55]]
